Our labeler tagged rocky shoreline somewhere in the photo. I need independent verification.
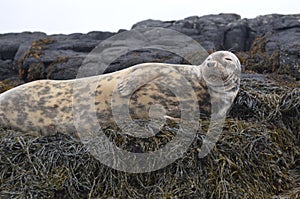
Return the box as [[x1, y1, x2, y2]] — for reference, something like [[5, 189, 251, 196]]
[[0, 13, 299, 89]]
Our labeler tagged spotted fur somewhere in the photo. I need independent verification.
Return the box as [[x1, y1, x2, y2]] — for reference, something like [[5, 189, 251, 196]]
[[0, 51, 241, 138]]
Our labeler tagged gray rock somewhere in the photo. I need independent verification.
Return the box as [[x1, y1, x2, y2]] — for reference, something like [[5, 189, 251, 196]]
[[16, 31, 116, 81], [0, 32, 46, 80], [104, 49, 188, 74], [0, 14, 299, 81], [76, 27, 208, 78], [0, 32, 46, 60], [248, 14, 300, 79], [224, 19, 256, 51], [132, 14, 241, 51], [0, 60, 16, 80]]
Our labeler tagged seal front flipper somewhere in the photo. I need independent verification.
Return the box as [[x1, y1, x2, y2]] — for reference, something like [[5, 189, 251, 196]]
[[118, 64, 174, 96]]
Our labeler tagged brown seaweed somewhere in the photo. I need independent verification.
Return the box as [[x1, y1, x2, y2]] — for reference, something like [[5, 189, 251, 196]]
[[0, 76, 299, 199]]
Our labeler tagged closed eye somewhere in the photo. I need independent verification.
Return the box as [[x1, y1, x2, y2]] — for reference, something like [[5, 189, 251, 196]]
[[224, 57, 232, 61]]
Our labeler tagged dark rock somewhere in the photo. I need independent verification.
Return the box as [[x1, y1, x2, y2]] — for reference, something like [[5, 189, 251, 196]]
[[0, 60, 16, 80], [20, 48, 87, 81], [132, 19, 174, 29], [224, 19, 256, 51], [105, 49, 188, 74], [0, 32, 46, 60], [0, 40, 19, 60], [46, 54, 86, 80], [76, 27, 208, 78], [132, 14, 241, 51], [247, 14, 300, 79], [16, 31, 116, 81], [247, 14, 300, 34], [0, 14, 299, 81], [86, 31, 115, 40]]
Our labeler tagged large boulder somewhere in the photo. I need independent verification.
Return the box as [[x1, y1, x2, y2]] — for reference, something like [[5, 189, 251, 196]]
[[132, 14, 242, 51], [224, 18, 256, 51], [0, 32, 46, 80], [0, 32, 46, 60], [247, 14, 300, 79], [0, 14, 299, 81], [17, 32, 115, 81]]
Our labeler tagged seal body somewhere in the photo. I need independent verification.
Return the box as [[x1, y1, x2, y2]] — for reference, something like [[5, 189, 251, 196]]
[[0, 51, 241, 137]]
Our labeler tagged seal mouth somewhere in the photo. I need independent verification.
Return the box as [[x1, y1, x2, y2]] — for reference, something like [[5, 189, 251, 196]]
[[207, 73, 228, 82], [202, 63, 231, 85]]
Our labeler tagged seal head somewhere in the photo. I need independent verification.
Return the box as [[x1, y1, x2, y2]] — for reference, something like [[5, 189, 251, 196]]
[[201, 51, 241, 88]]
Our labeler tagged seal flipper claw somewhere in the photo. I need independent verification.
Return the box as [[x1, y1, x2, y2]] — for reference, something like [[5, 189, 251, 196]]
[[164, 115, 181, 122]]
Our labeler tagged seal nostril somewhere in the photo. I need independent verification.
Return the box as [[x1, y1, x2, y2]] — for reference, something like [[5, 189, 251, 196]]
[[207, 62, 215, 67], [225, 57, 232, 61]]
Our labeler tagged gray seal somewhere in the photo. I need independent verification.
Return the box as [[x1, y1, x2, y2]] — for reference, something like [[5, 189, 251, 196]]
[[0, 51, 241, 138]]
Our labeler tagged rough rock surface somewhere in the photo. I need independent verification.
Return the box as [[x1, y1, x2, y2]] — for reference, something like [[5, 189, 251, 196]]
[[0, 13, 299, 84], [0, 32, 46, 80]]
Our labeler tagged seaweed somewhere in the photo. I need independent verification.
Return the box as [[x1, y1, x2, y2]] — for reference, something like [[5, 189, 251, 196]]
[[0, 79, 24, 94], [17, 38, 58, 82], [0, 76, 299, 198], [237, 36, 281, 75]]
